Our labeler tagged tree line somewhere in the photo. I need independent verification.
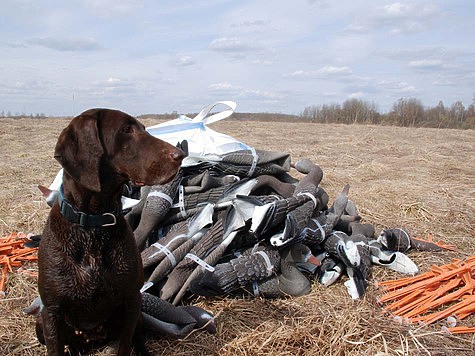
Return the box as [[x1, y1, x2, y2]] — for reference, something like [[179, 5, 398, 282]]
[[300, 98, 475, 129]]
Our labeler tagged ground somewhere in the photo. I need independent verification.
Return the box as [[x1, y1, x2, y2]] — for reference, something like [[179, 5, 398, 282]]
[[0, 117, 473, 355]]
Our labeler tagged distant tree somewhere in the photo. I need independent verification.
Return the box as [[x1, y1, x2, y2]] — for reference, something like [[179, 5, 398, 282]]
[[341, 98, 379, 124], [301, 105, 320, 122], [449, 101, 465, 128], [390, 98, 424, 127]]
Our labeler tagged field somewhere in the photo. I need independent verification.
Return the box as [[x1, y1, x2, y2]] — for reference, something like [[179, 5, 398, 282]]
[[0, 117, 474, 355]]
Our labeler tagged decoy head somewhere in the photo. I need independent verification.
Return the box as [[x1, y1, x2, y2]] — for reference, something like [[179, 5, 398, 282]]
[[282, 243, 320, 266]]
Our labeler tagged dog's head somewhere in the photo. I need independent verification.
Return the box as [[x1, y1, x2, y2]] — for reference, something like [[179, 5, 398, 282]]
[[54, 108, 184, 192]]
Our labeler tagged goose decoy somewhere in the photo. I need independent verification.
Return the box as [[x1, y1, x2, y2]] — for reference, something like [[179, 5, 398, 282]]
[[368, 240, 419, 275], [182, 170, 239, 193], [323, 231, 372, 298], [141, 221, 189, 268], [172, 207, 246, 305], [378, 228, 454, 252], [210, 148, 293, 178], [250, 193, 313, 237], [232, 194, 283, 223], [272, 160, 324, 247], [142, 204, 214, 269], [144, 227, 208, 292], [25, 293, 216, 346], [189, 244, 281, 297], [126, 169, 184, 250], [251, 243, 320, 298], [318, 255, 345, 286], [348, 222, 375, 240], [159, 212, 227, 301], [141, 292, 216, 336], [377, 228, 412, 252]]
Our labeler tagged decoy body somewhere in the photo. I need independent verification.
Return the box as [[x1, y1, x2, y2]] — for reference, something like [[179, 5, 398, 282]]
[[191, 243, 319, 299]]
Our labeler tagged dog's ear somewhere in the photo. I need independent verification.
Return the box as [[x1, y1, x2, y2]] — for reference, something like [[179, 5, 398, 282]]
[[54, 110, 104, 192]]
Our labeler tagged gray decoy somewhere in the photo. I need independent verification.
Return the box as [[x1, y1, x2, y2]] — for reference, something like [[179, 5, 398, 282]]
[[172, 207, 246, 305], [323, 231, 372, 298], [189, 244, 281, 296], [141, 204, 214, 270], [141, 292, 216, 336], [159, 212, 227, 301], [318, 255, 345, 287], [251, 243, 320, 298], [126, 169, 184, 250], [377, 228, 451, 252]]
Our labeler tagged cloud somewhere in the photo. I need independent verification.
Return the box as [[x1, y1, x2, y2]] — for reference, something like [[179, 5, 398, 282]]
[[238, 89, 283, 100], [408, 59, 445, 69], [346, 2, 440, 35], [230, 20, 269, 28], [25, 37, 102, 51], [377, 80, 418, 94], [209, 37, 260, 53], [208, 82, 241, 91], [83, 0, 144, 17], [290, 65, 352, 79], [172, 55, 196, 67]]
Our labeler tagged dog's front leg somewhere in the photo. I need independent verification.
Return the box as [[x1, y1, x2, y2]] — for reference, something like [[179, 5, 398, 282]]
[[40, 306, 66, 356], [117, 297, 142, 356]]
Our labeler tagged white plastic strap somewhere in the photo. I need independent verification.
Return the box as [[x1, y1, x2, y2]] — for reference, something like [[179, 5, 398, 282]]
[[140, 281, 153, 293], [149, 242, 177, 267], [247, 147, 259, 177], [298, 192, 317, 208], [167, 233, 188, 246], [313, 218, 326, 239], [192, 101, 237, 125], [147, 191, 173, 205], [171, 185, 186, 218], [252, 281, 260, 297], [185, 253, 215, 272], [255, 250, 274, 277]]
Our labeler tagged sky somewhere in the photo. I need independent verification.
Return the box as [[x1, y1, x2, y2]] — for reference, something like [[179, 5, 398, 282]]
[[1, 0, 474, 117]]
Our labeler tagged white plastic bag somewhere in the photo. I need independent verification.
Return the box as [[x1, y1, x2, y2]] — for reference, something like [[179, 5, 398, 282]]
[[146, 101, 251, 166]]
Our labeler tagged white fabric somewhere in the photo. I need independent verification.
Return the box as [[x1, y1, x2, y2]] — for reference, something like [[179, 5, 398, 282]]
[[146, 101, 251, 166]]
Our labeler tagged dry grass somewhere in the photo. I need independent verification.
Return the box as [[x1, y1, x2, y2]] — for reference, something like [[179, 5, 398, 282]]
[[0, 117, 474, 355]]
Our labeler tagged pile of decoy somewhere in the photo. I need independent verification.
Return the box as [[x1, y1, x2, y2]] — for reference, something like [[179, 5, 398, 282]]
[[125, 143, 451, 306]]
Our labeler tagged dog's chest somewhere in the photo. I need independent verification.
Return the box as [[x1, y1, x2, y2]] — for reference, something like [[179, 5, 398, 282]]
[[60, 229, 133, 297]]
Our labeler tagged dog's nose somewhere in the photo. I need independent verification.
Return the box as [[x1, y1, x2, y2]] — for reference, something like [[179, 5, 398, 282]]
[[170, 148, 185, 162]]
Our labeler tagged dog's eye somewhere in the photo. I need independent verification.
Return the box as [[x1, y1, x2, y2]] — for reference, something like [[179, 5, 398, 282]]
[[122, 125, 134, 134]]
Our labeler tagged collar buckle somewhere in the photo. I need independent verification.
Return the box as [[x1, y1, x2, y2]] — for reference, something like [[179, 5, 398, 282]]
[[101, 213, 117, 227]]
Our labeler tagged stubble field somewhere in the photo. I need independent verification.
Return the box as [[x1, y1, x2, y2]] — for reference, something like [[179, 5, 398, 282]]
[[0, 116, 474, 355]]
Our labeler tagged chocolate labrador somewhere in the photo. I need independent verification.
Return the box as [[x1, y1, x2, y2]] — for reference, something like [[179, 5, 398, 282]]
[[37, 108, 184, 355]]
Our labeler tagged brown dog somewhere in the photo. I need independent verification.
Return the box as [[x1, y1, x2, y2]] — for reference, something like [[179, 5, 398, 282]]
[[37, 108, 184, 355]]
